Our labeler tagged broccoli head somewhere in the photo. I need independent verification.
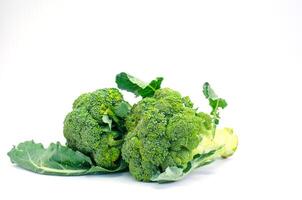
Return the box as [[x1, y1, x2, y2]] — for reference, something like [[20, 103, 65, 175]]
[[122, 88, 214, 181], [64, 88, 130, 169]]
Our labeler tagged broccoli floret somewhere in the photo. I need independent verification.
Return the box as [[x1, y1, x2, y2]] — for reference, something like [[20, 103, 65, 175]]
[[64, 88, 130, 169], [122, 88, 214, 181]]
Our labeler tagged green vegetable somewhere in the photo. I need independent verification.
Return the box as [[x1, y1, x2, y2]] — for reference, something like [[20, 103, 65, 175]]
[[115, 72, 163, 98], [7, 72, 238, 183], [63, 88, 130, 170], [117, 73, 238, 182], [7, 141, 127, 175]]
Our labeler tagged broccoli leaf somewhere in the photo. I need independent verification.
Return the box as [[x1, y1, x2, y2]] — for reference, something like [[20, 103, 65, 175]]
[[115, 72, 146, 95], [115, 72, 163, 98], [85, 161, 128, 174], [7, 141, 127, 176], [151, 149, 218, 183], [138, 78, 164, 97], [203, 82, 227, 125]]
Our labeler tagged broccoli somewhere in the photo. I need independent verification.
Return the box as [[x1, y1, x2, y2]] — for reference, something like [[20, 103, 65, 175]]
[[121, 88, 214, 181], [63, 88, 131, 169], [116, 73, 238, 182]]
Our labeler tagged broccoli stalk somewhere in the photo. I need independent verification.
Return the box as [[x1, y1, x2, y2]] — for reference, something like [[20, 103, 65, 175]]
[[193, 128, 238, 160]]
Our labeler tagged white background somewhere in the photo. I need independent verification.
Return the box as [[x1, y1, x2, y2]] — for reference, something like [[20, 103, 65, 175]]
[[0, 0, 301, 199]]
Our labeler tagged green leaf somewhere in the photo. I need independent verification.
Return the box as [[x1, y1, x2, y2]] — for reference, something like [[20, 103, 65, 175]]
[[85, 160, 128, 174], [138, 77, 164, 97], [7, 141, 127, 176], [115, 72, 163, 98], [203, 82, 227, 125], [151, 149, 218, 183], [115, 72, 146, 95]]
